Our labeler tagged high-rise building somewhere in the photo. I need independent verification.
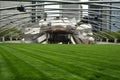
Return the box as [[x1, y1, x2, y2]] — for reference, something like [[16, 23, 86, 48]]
[[89, 0, 120, 31], [60, 0, 82, 21], [108, 3, 120, 31], [88, 0, 105, 32], [31, 0, 83, 21], [31, 1, 44, 22]]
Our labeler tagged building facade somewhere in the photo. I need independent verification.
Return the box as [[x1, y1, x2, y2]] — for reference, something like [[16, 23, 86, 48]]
[[109, 3, 120, 31], [31, 1, 44, 22], [89, 0, 120, 31], [0, 1, 31, 28], [60, 0, 82, 21], [88, 0, 106, 32]]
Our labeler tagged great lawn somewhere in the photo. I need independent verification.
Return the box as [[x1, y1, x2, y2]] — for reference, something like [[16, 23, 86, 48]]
[[0, 43, 120, 80]]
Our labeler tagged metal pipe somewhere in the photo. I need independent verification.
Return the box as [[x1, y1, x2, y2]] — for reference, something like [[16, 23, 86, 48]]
[[0, 1, 120, 11], [26, 8, 120, 11], [0, 0, 119, 4]]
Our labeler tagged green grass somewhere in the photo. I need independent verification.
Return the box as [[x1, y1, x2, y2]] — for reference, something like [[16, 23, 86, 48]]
[[0, 43, 120, 80]]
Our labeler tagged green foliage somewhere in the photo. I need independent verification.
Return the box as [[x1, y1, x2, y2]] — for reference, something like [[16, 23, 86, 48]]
[[0, 28, 23, 40], [117, 30, 120, 33], [0, 44, 120, 80], [96, 31, 120, 41]]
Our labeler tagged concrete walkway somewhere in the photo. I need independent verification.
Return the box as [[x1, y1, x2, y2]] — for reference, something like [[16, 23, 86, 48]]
[[97, 42, 120, 45]]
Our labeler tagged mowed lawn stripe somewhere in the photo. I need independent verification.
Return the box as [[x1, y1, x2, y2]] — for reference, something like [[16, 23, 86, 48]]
[[0, 45, 119, 80], [15, 44, 120, 57], [7, 45, 93, 80], [0, 45, 52, 80], [7, 44, 120, 80], [11, 44, 120, 74], [29, 47, 120, 72], [13, 44, 120, 64], [0, 49, 15, 80], [11, 44, 120, 65], [20, 45, 120, 66], [36, 44, 120, 61], [0, 46, 22, 80], [3, 45, 86, 80]]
